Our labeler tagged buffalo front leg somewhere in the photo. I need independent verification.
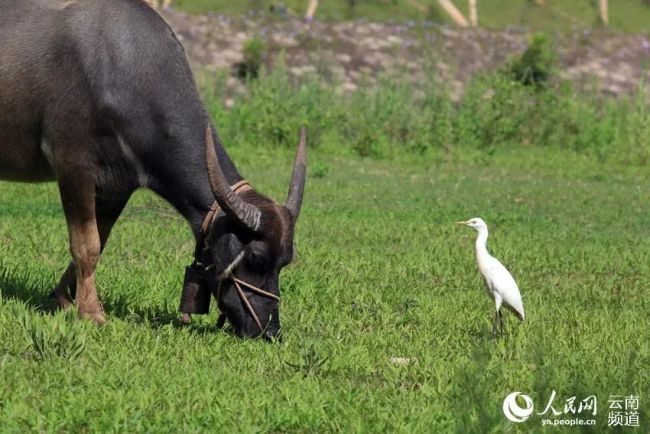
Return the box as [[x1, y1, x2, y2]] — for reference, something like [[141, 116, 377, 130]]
[[57, 176, 106, 324], [51, 196, 130, 310]]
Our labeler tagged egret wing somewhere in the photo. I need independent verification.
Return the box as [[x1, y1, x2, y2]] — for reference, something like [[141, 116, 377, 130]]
[[483, 257, 525, 321]]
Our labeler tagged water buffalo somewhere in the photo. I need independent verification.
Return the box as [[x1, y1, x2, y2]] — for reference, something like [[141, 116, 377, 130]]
[[0, 0, 306, 339]]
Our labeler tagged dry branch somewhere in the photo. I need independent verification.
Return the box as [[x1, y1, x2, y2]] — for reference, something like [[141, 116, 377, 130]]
[[437, 0, 469, 27]]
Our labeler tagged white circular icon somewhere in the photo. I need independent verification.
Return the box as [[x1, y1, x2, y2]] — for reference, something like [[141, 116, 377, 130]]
[[503, 392, 534, 423]]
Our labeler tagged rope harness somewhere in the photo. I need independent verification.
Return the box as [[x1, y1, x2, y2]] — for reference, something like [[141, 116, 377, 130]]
[[194, 180, 280, 332]]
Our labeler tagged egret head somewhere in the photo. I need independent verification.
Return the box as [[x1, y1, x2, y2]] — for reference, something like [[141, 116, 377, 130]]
[[456, 217, 487, 231]]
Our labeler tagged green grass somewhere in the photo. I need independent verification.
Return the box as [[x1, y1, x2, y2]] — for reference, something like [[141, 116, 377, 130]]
[[1, 65, 649, 430], [171, 0, 650, 32], [1, 143, 649, 431]]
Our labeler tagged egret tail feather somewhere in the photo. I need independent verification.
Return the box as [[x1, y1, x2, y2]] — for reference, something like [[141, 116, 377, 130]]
[[505, 304, 525, 321]]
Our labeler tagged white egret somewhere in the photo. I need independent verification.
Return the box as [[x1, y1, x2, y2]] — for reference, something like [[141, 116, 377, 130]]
[[456, 218, 525, 337]]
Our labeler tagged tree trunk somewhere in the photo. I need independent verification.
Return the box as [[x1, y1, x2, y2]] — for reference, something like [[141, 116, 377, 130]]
[[306, 0, 319, 21], [469, 0, 477, 26], [599, 0, 609, 26]]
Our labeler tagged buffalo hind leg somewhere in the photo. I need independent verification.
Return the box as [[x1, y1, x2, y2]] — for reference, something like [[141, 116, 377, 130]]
[[51, 264, 75, 310], [51, 196, 130, 311], [57, 175, 106, 324]]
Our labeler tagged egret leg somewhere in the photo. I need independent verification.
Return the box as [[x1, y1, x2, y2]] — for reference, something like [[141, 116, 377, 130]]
[[491, 311, 498, 338], [493, 294, 504, 339], [499, 310, 504, 337]]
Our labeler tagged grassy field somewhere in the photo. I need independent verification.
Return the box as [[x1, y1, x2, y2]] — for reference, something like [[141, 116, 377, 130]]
[[1, 56, 649, 430], [1, 137, 649, 431], [171, 0, 650, 32]]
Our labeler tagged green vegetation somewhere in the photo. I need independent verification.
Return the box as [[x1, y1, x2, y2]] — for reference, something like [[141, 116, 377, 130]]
[[508, 33, 556, 87], [1, 70, 649, 431], [202, 64, 650, 166], [234, 36, 267, 79], [171, 0, 650, 32]]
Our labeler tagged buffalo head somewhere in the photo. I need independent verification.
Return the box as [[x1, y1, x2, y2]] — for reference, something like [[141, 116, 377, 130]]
[[200, 127, 306, 339]]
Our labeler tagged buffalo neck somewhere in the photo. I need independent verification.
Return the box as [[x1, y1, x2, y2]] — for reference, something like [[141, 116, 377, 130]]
[[146, 124, 243, 237]]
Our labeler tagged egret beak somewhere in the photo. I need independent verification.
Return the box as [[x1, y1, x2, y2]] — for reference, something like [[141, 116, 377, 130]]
[[455, 221, 469, 225]]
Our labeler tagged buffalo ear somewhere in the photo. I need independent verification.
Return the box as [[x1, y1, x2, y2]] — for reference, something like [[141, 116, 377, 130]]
[[286, 127, 307, 220]]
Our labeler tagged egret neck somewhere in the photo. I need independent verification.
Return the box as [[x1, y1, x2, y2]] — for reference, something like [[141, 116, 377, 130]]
[[475, 225, 490, 271]]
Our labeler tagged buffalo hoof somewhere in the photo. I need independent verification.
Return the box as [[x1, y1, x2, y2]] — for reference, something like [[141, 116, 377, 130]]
[[179, 313, 192, 324], [57, 296, 74, 311], [78, 308, 107, 325], [49, 289, 74, 311]]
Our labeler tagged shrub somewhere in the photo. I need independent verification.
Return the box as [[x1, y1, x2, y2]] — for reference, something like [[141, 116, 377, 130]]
[[234, 36, 267, 80], [508, 33, 557, 87]]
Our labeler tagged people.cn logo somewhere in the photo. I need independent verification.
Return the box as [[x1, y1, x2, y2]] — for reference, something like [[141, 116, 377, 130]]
[[503, 392, 534, 423]]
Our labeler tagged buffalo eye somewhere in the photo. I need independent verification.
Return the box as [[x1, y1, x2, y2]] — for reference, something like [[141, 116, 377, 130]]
[[246, 246, 270, 271]]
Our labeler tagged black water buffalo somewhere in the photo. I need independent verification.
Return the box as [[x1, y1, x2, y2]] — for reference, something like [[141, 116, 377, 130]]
[[0, 0, 306, 339]]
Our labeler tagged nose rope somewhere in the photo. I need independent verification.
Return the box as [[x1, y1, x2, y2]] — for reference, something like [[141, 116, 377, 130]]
[[232, 277, 280, 301], [232, 277, 264, 331], [216, 273, 279, 332]]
